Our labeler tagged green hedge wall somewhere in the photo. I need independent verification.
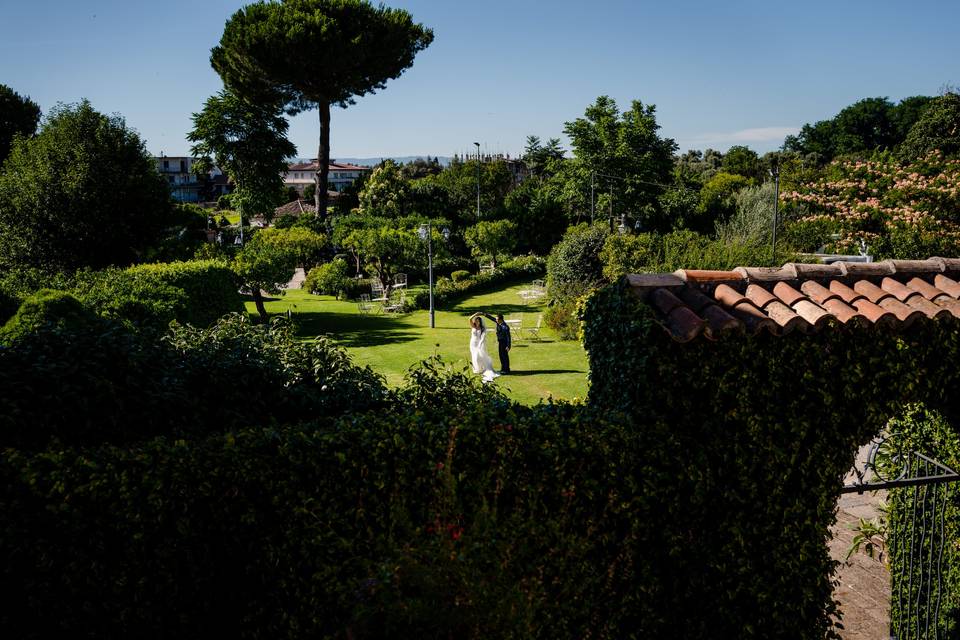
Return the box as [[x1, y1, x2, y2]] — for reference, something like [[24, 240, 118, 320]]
[[0, 314, 387, 450], [0, 388, 740, 639], [580, 279, 960, 638]]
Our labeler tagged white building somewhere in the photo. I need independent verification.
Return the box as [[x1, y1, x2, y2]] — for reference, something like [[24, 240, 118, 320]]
[[154, 155, 229, 203], [283, 160, 370, 195]]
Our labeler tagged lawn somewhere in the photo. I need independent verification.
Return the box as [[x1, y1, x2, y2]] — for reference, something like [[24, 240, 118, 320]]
[[245, 283, 589, 405]]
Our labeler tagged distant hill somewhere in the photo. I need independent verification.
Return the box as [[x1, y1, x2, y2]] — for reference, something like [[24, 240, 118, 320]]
[[296, 156, 452, 167]]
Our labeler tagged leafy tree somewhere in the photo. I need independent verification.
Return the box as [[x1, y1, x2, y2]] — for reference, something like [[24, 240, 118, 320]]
[[523, 135, 565, 177], [401, 156, 442, 180], [563, 96, 677, 232], [546, 223, 610, 300], [720, 145, 761, 181], [188, 88, 296, 222], [503, 179, 566, 255], [211, 0, 433, 217], [303, 182, 317, 203], [463, 220, 517, 268], [255, 226, 327, 269], [890, 95, 935, 141], [232, 235, 296, 321], [419, 159, 514, 226], [0, 84, 41, 164], [358, 159, 409, 216], [338, 217, 423, 287], [900, 92, 960, 159], [695, 172, 752, 233], [0, 101, 171, 271]]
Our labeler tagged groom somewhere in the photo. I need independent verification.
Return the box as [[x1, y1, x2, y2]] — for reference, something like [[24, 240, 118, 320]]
[[483, 313, 511, 374]]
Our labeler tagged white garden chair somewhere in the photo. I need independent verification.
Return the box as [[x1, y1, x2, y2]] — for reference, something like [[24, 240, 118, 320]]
[[358, 293, 374, 315], [370, 279, 388, 303], [525, 314, 543, 341], [383, 288, 406, 314], [393, 273, 407, 289]]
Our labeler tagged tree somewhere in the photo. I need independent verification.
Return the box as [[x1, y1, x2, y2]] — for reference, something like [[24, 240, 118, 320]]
[[211, 0, 433, 217], [720, 145, 761, 182], [563, 96, 678, 232], [255, 226, 327, 270], [338, 218, 423, 287], [503, 180, 566, 255], [188, 88, 296, 222], [358, 159, 409, 217], [0, 84, 41, 164], [0, 101, 171, 271], [900, 92, 960, 159], [695, 172, 752, 233], [523, 135, 565, 178], [419, 159, 514, 226], [464, 220, 517, 269], [232, 235, 297, 321]]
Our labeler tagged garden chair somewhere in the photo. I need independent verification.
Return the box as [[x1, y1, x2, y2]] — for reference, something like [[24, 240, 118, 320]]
[[370, 279, 388, 303], [525, 314, 543, 341], [505, 316, 522, 341], [383, 289, 406, 314], [393, 273, 407, 289], [358, 293, 373, 315]]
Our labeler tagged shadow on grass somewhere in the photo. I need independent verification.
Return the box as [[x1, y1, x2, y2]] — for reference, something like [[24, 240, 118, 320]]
[[293, 311, 420, 347], [501, 369, 583, 376], [451, 303, 542, 315]]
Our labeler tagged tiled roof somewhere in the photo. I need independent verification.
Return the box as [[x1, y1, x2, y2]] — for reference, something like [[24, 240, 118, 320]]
[[287, 161, 370, 172], [273, 199, 318, 216], [629, 257, 960, 342]]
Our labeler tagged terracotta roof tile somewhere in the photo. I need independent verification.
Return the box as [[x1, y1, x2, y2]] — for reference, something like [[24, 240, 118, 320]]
[[629, 256, 959, 342]]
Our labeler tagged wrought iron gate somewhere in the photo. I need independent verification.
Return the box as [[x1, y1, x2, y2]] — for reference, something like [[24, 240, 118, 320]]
[[843, 433, 960, 640]]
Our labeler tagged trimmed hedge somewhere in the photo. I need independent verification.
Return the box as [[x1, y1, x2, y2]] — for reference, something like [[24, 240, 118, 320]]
[[0, 313, 387, 450], [581, 278, 960, 638], [407, 255, 546, 310]]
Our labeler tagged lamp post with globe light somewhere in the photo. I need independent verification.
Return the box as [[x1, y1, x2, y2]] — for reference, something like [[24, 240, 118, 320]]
[[419, 222, 450, 328]]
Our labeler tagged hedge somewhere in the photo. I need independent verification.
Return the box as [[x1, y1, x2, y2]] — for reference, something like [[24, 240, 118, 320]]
[[0, 375, 726, 639], [580, 279, 960, 637], [407, 255, 546, 310], [0, 313, 387, 450]]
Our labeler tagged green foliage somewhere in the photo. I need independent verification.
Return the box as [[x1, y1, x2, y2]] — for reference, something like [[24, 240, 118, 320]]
[[463, 219, 517, 268], [885, 405, 960, 638], [0, 289, 100, 345], [406, 255, 546, 310], [76, 260, 243, 331], [546, 223, 609, 300], [563, 95, 678, 231], [188, 88, 296, 219], [233, 235, 297, 321], [358, 159, 410, 217], [335, 215, 426, 288], [695, 171, 752, 232], [0, 83, 41, 163], [255, 226, 327, 269], [785, 95, 935, 163], [715, 182, 778, 247], [0, 100, 172, 270], [503, 178, 567, 255], [0, 313, 387, 450], [581, 280, 960, 638], [304, 258, 351, 296], [544, 297, 581, 340], [450, 270, 471, 282], [212, 0, 433, 215], [900, 92, 960, 159], [417, 159, 514, 226], [720, 145, 761, 181]]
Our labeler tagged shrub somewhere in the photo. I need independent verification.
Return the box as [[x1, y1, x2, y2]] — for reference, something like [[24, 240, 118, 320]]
[[544, 297, 580, 340], [0, 289, 101, 345], [304, 258, 350, 296], [406, 257, 547, 311], [0, 314, 387, 450], [546, 224, 609, 301], [450, 269, 471, 282]]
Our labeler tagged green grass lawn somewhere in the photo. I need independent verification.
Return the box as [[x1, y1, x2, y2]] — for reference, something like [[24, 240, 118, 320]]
[[245, 283, 589, 405]]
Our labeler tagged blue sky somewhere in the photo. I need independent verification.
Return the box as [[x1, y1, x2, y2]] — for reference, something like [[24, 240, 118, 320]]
[[1, 0, 957, 159]]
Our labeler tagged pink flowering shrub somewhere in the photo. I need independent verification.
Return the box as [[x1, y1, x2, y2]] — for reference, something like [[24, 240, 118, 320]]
[[781, 150, 960, 258]]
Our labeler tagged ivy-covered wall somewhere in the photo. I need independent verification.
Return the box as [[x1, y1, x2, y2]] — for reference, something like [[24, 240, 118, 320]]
[[581, 279, 960, 637]]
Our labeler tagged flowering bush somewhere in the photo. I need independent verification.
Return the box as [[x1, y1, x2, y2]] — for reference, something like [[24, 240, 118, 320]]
[[781, 151, 960, 257]]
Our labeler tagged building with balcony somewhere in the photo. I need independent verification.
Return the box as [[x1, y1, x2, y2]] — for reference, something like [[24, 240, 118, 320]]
[[283, 160, 370, 195], [154, 155, 230, 203]]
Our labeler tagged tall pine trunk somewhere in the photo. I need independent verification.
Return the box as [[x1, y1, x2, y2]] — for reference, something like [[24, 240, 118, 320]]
[[314, 102, 331, 219]]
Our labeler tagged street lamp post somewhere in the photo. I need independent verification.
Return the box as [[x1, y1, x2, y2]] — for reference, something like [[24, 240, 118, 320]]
[[770, 158, 780, 265], [473, 141, 481, 220], [419, 222, 450, 329]]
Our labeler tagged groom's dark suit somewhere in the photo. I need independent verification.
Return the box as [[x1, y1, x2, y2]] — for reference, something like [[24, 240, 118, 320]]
[[483, 314, 511, 373]]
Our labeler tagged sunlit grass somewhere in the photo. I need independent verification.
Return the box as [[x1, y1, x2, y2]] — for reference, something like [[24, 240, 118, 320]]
[[245, 283, 589, 405]]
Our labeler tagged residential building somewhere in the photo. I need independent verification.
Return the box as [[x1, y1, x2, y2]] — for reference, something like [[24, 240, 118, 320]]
[[283, 160, 370, 195], [154, 155, 230, 203]]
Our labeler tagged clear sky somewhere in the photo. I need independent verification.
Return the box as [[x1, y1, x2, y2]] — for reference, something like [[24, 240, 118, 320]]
[[1, 0, 957, 159]]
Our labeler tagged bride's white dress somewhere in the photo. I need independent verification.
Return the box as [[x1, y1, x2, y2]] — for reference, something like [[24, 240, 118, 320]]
[[470, 327, 500, 383]]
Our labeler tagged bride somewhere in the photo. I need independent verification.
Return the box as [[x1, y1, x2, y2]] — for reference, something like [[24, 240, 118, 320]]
[[469, 313, 500, 383]]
